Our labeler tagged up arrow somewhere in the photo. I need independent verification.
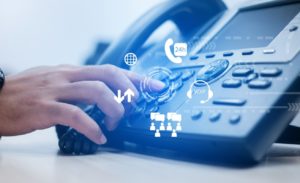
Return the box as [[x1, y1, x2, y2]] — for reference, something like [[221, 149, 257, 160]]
[[114, 90, 125, 103], [124, 89, 135, 103]]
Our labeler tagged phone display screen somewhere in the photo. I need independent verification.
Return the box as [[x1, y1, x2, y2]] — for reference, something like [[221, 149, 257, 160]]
[[199, 3, 300, 53]]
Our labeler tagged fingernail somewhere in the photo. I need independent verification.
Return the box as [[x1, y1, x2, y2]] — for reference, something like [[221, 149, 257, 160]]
[[98, 134, 107, 144], [150, 79, 166, 91]]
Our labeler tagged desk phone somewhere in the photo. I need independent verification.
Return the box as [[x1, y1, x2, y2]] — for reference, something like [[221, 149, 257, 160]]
[[57, 0, 300, 164]]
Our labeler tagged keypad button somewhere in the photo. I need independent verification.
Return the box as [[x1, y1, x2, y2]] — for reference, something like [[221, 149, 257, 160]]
[[263, 49, 276, 54], [242, 50, 254, 56], [213, 99, 247, 106], [244, 73, 259, 84], [222, 79, 242, 88], [196, 59, 229, 82], [157, 94, 171, 105], [230, 115, 241, 124], [169, 72, 182, 81], [191, 110, 203, 120], [205, 54, 215, 58], [223, 52, 234, 57], [260, 68, 282, 77], [209, 112, 221, 122], [232, 68, 253, 77], [181, 70, 195, 81], [248, 79, 272, 89], [190, 55, 199, 60], [173, 80, 183, 91]]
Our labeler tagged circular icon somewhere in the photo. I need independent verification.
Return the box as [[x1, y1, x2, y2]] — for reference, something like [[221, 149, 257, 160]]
[[124, 53, 138, 66], [140, 67, 175, 101]]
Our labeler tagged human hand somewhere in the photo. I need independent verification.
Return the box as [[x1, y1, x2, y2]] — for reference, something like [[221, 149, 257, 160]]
[[0, 64, 164, 144]]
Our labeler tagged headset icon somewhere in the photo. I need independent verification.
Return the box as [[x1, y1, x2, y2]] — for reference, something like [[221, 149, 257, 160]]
[[186, 80, 214, 104]]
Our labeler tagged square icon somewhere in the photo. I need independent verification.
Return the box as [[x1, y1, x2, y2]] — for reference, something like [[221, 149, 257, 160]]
[[174, 43, 187, 57]]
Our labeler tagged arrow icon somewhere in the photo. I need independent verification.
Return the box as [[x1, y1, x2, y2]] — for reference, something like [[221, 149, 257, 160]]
[[114, 89, 135, 103], [124, 89, 135, 103], [114, 90, 125, 103]]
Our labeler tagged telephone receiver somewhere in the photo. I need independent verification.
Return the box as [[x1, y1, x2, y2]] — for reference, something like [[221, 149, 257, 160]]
[[57, 0, 227, 154], [97, 0, 226, 68]]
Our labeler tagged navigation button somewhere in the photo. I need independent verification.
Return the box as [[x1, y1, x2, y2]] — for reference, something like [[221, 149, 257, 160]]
[[260, 68, 282, 77], [213, 99, 247, 106], [222, 79, 242, 88], [196, 59, 229, 82], [248, 79, 272, 89], [232, 68, 253, 77]]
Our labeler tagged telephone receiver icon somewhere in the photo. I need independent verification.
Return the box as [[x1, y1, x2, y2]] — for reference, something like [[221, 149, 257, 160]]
[[164, 38, 183, 64]]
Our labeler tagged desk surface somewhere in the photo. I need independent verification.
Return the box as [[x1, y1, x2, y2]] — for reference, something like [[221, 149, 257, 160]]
[[1, 129, 300, 183]]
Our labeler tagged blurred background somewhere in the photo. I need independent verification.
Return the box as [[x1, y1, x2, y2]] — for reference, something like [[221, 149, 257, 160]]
[[0, 0, 248, 73]]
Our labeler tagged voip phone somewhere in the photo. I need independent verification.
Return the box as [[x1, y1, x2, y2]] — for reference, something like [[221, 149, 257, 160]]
[[56, 0, 300, 164]]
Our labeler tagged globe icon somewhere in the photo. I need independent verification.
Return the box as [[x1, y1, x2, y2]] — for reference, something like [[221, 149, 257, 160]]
[[124, 53, 138, 66]]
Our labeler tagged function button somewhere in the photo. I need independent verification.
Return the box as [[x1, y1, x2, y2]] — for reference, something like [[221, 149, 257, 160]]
[[196, 59, 229, 82], [222, 79, 242, 88], [173, 80, 183, 91], [191, 110, 203, 120], [263, 49, 276, 54], [229, 115, 241, 125], [244, 73, 259, 84], [289, 25, 298, 32], [190, 55, 199, 60], [232, 67, 254, 77], [209, 112, 221, 122], [260, 68, 282, 77], [205, 54, 215, 59], [242, 50, 254, 56], [223, 52, 234, 57], [248, 79, 272, 89], [157, 95, 170, 105], [181, 70, 195, 81], [213, 99, 247, 106], [169, 72, 182, 81]]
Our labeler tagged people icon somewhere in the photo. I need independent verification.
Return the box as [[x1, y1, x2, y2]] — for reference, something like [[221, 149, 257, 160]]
[[166, 122, 172, 131], [176, 122, 182, 131], [155, 129, 161, 138], [171, 129, 177, 138], [150, 122, 155, 131], [159, 123, 165, 131]]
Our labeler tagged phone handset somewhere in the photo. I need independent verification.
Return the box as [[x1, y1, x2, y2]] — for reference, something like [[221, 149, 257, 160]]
[[97, 0, 226, 68], [164, 38, 183, 64]]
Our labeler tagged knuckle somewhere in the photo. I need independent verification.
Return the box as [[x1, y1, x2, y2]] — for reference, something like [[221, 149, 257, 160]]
[[104, 64, 120, 75], [67, 106, 83, 122]]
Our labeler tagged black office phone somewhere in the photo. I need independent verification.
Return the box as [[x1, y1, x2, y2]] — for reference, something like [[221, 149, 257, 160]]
[[57, 0, 300, 164]]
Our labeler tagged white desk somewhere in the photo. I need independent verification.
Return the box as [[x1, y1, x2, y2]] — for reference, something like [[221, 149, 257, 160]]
[[1, 129, 300, 183]]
